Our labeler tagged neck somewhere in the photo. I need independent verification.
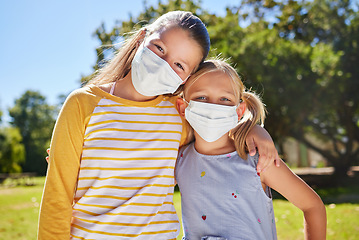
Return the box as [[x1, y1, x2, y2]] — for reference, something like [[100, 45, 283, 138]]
[[113, 71, 157, 102], [194, 133, 235, 155]]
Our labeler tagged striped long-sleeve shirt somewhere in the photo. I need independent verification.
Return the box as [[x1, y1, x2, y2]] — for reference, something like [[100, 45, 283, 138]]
[[38, 85, 187, 240]]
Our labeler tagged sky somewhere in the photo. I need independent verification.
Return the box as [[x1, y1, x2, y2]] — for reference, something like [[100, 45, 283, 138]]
[[0, 0, 238, 124]]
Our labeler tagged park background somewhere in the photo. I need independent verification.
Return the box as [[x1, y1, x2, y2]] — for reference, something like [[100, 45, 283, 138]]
[[0, 0, 359, 239]]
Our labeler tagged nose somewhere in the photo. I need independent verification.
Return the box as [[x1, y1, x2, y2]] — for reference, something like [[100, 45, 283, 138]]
[[161, 55, 171, 67], [161, 55, 184, 79], [206, 99, 217, 105]]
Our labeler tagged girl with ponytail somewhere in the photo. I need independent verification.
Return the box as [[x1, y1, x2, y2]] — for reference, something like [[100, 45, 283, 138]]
[[176, 59, 326, 240]]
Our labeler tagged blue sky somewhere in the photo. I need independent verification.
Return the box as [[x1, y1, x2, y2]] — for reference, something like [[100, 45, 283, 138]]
[[0, 0, 238, 123]]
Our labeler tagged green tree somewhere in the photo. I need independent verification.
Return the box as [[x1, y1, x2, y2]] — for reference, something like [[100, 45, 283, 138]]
[[0, 127, 25, 173], [9, 91, 56, 175], [223, 0, 359, 178]]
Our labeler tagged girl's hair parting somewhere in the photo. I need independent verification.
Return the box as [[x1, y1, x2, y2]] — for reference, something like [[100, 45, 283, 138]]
[[183, 59, 266, 159], [87, 11, 210, 86]]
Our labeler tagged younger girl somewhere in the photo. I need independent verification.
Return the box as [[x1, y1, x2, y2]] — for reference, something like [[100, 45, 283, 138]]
[[176, 59, 327, 240], [38, 11, 279, 240]]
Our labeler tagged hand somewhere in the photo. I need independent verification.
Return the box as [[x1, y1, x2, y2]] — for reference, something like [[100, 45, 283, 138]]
[[246, 125, 281, 173], [45, 148, 50, 163]]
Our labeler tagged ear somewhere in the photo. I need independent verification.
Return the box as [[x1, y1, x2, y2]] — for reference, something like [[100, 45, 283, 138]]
[[176, 98, 187, 118], [137, 29, 147, 43], [236, 102, 247, 120]]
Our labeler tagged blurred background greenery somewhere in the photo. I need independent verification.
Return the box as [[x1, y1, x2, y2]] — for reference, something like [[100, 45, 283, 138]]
[[1, 0, 358, 180]]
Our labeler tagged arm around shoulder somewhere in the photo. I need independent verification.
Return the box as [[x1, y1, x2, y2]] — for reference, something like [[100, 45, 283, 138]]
[[246, 125, 281, 172], [261, 159, 327, 240]]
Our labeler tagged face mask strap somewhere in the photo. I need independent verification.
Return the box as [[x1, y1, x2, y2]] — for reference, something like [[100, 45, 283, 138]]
[[182, 94, 190, 105], [183, 74, 191, 83]]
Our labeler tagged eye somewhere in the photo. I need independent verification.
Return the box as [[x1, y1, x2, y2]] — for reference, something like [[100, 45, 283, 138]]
[[194, 96, 207, 102], [175, 62, 184, 71], [220, 97, 231, 102], [155, 44, 164, 53], [220, 97, 236, 106]]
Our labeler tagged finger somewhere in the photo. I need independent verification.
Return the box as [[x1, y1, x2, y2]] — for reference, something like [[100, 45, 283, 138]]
[[275, 156, 282, 167], [261, 165, 269, 174], [45, 156, 49, 163], [256, 153, 267, 173], [258, 159, 272, 174], [262, 156, 273, 171], [47, 148, 50, 154], [271, 150, 281, 167], [246, 138, 257, 156]]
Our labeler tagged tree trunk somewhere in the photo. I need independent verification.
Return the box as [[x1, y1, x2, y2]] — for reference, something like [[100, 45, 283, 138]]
[[330, 160, 352, 185]]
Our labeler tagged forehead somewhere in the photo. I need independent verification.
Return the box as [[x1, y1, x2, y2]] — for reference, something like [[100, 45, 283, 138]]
[[186, 70, 236, 95]]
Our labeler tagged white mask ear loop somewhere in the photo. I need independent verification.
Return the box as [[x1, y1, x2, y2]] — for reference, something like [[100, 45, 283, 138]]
[[181, 93, 190, 106], [182, 74, 191, 83], [183, 96, 189, 103]]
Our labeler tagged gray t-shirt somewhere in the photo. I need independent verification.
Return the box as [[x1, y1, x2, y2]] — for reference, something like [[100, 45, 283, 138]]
[[175, 143, 277, 240]]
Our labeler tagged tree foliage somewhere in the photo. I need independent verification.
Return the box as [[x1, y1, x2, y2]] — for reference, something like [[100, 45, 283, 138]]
[[0, 127, 25, 173], [227, 0, 359, 177], [81, 0, 358, 178], [9, 91, 56, 175]]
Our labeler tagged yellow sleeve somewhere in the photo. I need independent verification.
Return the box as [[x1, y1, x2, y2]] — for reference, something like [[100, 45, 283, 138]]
[[37, 87, 100, 239]]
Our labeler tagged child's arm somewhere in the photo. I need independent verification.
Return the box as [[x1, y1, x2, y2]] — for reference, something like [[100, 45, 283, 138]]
[[261, 159, 327, 240], [246, 125, 281, 173], [38, 90, 90, 239]]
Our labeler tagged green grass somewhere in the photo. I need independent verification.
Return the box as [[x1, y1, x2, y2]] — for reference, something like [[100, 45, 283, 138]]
[[271, 200, 359, 240], [0, 177, 44, 240], [1, 177, 359, 240]]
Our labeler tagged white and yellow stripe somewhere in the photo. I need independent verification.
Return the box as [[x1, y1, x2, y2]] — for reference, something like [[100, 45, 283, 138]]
[[70, 94, 182, 239]]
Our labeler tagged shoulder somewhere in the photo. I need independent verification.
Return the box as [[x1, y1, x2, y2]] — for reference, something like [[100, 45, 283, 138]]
[[177, 143, 192, 161], [59, 85, 102, 118], [64, 85, 101, 106], [175, 143, 194, 183], [164, 95, 180, 105], [67, 85, 100, 100], [175, 144, 193, 169]]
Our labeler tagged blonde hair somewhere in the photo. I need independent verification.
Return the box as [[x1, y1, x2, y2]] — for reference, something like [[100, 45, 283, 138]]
[[183, 59, 266, 159], [87, 11, 210, 86]]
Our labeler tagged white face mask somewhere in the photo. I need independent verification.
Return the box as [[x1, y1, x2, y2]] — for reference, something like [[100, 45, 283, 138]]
[[185, 100, 239, 142], [131, 43, 187, 96]]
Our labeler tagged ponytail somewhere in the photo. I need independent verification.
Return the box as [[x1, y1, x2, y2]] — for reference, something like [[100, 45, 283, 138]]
[[229, 91, 266, 159]]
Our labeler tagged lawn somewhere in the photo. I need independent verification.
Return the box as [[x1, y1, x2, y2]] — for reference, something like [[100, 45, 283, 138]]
[[0, 177, 44, 240], [1, 177, 358, 239]]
